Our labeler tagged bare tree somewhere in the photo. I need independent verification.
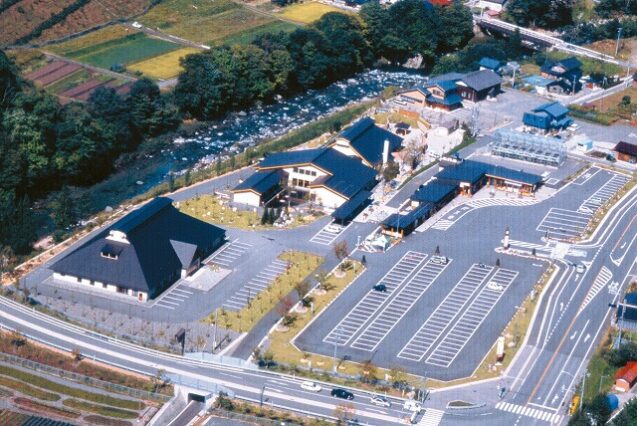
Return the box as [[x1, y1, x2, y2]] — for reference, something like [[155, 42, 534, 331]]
[[333, 241, 349, 261]]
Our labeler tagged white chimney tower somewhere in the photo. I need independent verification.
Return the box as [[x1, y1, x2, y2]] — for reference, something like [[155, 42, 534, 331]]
[[382, 139, 390, 165]]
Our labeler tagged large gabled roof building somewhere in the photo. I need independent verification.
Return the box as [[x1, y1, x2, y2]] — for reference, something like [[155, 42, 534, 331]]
[[52, 197, 226, 301], [232, 147, 378, 210], [332, 117, 403, 167]]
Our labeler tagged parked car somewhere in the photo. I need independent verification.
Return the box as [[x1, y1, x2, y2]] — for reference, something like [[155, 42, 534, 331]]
[[257, 359, 277, 369], [132, 21, 142, 28], [373, 284, 387, 292], [370, 395, 391, 407], [403, 399, 422, 412], [431, 255, 448, 265], [300, 381, 322, 392], [576, 264, 586, 274], [487, 281, 504, 291], [331, 388, 354, 400]]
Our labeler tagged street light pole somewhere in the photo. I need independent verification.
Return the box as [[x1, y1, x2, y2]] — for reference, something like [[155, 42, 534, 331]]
[[616, 27, 623, 57], [579, 373, 589, 413]]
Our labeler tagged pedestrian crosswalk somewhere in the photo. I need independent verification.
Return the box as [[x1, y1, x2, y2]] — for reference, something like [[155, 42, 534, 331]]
[[466, 197, 539, 209], [578, 266, 612, 314], [508, 239, 551, 253], [430, 219, 454, 231], [417, 408, 445, 425], [495, 402, 562, 424]]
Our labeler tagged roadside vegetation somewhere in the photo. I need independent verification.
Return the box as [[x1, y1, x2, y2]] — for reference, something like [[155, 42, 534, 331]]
[[0, 375, 60, 401], [0, 365, 145, 410], [0, 329, 172, 396], [209, 251, 323, 332]]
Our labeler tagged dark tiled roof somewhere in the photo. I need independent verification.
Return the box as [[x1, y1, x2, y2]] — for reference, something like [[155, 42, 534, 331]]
[[332, 190, 372, 221], [411, 182, 458, 204], [533, 101, 569, 119], [382, 203, 433, 230], [427, 93, 463, 106], [339, 117, 403, 166], [486, 165, 542, 186], [436, 160, 489, 184], [428, 79, 458, 92], [311, 149, 377, 198], [258, 149, 324, 169], [256, 148, 377, 199], [615, 141, 637, 156], [52, 198, 226, 297], [479, 57, 502, 70], [541, 57, 582, 75], [460, 69, 502, 92], [233, 170, 282, 195]]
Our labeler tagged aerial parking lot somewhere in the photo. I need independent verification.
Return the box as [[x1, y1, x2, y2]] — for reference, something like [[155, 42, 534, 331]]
[[295, 163, 632, 380]]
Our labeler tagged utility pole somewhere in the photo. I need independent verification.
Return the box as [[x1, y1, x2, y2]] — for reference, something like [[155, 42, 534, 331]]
[[260, 384, 266, 406], [616, 27, 623, 57], [212, 309, 218, 353]]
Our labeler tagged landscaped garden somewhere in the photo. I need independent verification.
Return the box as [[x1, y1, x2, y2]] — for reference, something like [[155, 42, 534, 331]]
[[209, 251, 324, 333]]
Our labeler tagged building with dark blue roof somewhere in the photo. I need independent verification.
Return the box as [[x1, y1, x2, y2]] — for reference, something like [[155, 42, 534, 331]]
[[435, 158, 542, 195], [333, 117, 403, 167], [479, 57, 503, 73], [523, 102, 573, 132], [232, 147, 377, 209], [410, 181, 458, 209], [332, 190, 372, 224], [540, 57, 582, 94], [52, 197, 226, 301], [232, 170, 285, 206], [381, 203, 433, 236]]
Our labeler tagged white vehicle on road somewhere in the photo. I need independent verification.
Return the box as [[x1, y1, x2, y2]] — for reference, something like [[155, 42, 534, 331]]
[[131, 21, 142, 29], [487, 281, 504, 291], [576, 264, 586, 274], [370, 395, 391, 407], [300, 381, 322, 392], [403, 399, 422, 412], [325, 224, 342, 233]]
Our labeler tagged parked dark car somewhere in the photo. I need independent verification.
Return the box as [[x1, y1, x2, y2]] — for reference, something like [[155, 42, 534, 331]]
[[373, 284, 387, 292], [331, 388, 354, 400], [257, 359, 277, 369]]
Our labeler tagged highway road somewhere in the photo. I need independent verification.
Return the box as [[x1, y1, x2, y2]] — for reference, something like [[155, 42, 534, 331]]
[[2, 164, 636, 425]]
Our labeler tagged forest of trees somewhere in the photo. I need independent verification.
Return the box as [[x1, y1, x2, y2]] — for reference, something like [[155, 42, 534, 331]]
[[0, 0, 475, 262], [175, 0, 473, 119], [0, 50, 179, 257], [505, 0, 574, 30]]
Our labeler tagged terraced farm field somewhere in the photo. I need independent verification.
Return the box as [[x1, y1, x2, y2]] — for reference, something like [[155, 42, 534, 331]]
[[60, 32, 180, 69], [48, 24, 139, 55], [128, 47, 200, 80], [0, 0, 75, 45], [279, 1, 349, 23], [139, 0, 280, 45], [39, 0, 151, 42]]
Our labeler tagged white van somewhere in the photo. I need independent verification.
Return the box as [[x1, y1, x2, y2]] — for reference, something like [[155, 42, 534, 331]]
[[403, 399, 422, 413]]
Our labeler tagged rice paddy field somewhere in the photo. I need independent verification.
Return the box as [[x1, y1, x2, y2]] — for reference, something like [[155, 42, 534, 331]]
[[279, 1, 349, 24], [49, 25, 139, 56], [139, 0, 279, 44], [57, 32, 181, 69], [128, 47, 200, 80]]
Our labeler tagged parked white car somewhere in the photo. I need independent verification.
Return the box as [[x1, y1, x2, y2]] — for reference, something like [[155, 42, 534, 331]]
[[132, 21, 142, 28], [403, 399, 422, 412], [487, 281, 504, 291], [300, 381, 322, 392]]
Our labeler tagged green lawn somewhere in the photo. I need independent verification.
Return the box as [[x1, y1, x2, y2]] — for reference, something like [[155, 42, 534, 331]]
[[63, 33, 180, 69]]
